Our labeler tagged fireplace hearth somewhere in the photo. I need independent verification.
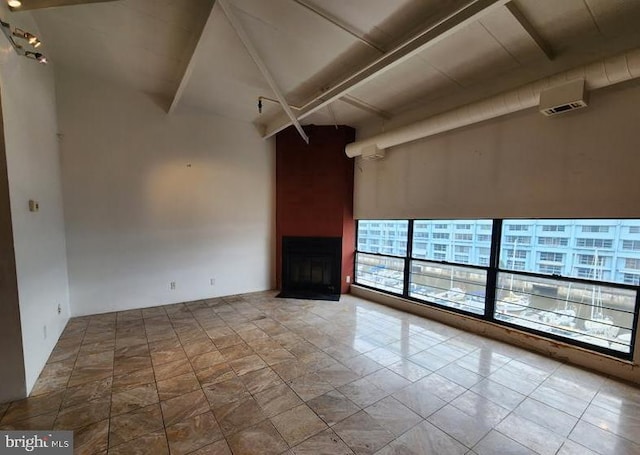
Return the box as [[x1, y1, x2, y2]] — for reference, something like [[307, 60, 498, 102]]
[[278, 236, 342, 301]]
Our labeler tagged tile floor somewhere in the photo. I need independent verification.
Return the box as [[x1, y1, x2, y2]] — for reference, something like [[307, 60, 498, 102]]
[[1, 291, 639, 455]]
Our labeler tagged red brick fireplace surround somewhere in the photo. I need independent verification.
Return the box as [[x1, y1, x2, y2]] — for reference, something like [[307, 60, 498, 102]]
[[276, 125, 356, 295]]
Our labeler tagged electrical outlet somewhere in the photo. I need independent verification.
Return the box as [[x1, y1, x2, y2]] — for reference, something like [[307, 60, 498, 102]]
[[346, 275, 351, 283], [170, 281, 176, 290], [57, 303, 62, 315], [210, 278, 215, 286]]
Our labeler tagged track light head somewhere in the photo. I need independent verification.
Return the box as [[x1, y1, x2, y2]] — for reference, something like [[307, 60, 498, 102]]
[[25, 51, 47, 64], [13, 28, 40, 48]]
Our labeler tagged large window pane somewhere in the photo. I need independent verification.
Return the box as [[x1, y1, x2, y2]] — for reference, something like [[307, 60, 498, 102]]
[[410, 260, 487, 315], [495, 272, 636, 353], [357, 220, 408, 257], [412, 220, 493, 266], [355, 252, 404, 294], [500, 219, 640, 285]]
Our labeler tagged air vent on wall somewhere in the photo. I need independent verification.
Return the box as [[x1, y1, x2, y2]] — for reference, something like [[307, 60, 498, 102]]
[[539, 79, 588, 117]]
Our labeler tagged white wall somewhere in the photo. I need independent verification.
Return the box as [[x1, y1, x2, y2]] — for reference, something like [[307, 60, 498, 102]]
[[352, 79, 640, 382], [0, 5, 71, 395], [57, 72, 275, 316], [354, 80, 640, 220]]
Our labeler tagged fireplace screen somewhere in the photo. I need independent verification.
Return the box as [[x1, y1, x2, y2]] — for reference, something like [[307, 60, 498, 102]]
[[280, 236, 342, 300]]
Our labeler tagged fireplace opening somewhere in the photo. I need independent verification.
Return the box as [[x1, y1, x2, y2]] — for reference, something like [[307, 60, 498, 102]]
[[278, 236, 342, 301]]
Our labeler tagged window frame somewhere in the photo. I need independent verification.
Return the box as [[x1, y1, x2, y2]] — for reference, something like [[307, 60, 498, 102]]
[[354, 218, 640, 361]]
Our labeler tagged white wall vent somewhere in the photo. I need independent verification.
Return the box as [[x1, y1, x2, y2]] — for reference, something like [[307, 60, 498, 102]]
[[539, 79, 588, 116]]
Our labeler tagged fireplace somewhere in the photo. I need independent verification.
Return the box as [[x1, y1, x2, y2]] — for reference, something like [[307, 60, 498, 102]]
[[279, 236, 342, 301]]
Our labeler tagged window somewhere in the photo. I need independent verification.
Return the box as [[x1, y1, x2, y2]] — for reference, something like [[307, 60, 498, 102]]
[[504, 249, 527, 259], [625, 258, 640, 270], [505, 236, 531, 245], [578, 254, 605, 266], [538, 264, 562, 275], [539, 252, 563, 263], [412, 220, 493, 266], [538, 237, 569, 247], [495, 272, 635, 355], [508, 224, 528, 231], [576, 268, 593, 279], [409, 261, 487, 316], [542, 225, 566, 232], [414, 241, 427, 250], [577, 238, 613, 248], [623, 240, 640, 251], [582, 225, 610, 233], [355, 252, 404, 294], [356, 218, 639, 358], [506, 260, 526, 271], [357, 220, 408, 257]]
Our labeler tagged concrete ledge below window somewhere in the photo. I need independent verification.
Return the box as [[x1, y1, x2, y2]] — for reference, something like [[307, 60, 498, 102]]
[[350, 284, 640, 385]]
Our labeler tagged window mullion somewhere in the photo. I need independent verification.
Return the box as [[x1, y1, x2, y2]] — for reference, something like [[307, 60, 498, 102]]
[[485, 219, 502, 320], [403, 220, 414, 297]]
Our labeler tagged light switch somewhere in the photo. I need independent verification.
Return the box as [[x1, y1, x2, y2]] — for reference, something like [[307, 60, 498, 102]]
[[28, 200, 39, 212]]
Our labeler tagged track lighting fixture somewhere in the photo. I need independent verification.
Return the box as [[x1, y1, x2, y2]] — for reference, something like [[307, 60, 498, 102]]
[[24, 50, 46, 64], [13, 28, 41, 47], [0, 18, 47, 64]]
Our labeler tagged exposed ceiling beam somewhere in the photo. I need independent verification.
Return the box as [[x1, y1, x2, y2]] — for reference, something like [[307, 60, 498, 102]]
[[9, 0, 118, 11], [258, 93, 391, 120], [262, 0, 510, 139], [291, 0, 385, 53], [340, 95, 392, 120], [505, 1, 554, 60], [168, 0, 217, 115], [219, 0, 309, 144]]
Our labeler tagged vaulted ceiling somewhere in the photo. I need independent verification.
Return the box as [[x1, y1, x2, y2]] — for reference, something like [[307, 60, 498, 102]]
[[14, 0, 640, 138]]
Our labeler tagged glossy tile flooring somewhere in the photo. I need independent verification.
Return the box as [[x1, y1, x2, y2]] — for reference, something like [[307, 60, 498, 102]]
[[1, 292, 639, 455]]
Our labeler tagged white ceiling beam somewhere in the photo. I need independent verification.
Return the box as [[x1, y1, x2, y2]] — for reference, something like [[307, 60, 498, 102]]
[[291, 0, 385, 53], [340, 95, 392, 120], [505, 2, 554, 61], [168, 1, 218, 115], [219, 0, 309, 144], [262, 0, 510, 139]]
